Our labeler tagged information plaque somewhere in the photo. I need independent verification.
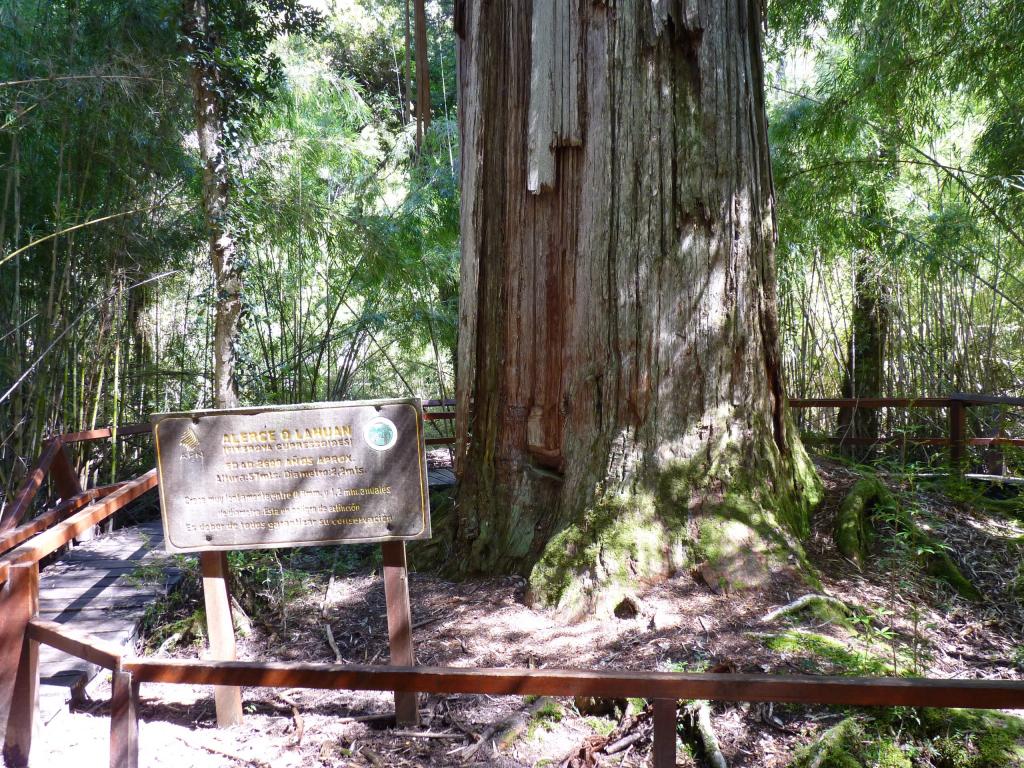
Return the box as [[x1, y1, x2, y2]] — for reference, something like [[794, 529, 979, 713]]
[[152, 398, 431, 553]]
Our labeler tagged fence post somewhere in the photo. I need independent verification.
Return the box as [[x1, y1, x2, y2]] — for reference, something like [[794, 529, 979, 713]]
[[1, 563, 39, 768], [948, 397, 967, 472], [110, 669, 140, 768], [652, 699, 678, 768], [382, 541, 418, 725], [200, 551, 243, 727], [50, 438, 82, 500]]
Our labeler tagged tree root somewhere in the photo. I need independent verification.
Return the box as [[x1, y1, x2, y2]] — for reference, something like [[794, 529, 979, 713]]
[[230, 594, 253, 637], [456, 696, 561, 762], [834, 478, 885, 566], [324, 623, 344, 662], [761, 593, 852, 624], [797, 718, 862, 768], [276, 692, 304, 746], [686, 700, 727, 768], [834, 476, 982, 601]]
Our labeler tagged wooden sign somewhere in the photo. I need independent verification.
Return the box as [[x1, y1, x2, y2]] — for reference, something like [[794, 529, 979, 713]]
[[152, 399, 431, 553]]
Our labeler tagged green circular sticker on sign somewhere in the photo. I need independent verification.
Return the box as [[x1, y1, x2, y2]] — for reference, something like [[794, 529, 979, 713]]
[[364, 416, 399, 451]]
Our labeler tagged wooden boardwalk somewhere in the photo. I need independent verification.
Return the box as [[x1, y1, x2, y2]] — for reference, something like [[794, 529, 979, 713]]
[[427, 466, 456, 488], [37, 520, 181, 723]]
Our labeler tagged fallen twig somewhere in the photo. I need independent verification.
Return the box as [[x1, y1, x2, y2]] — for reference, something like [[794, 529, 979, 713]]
[[458, 723, 498, 762], [604, 732, 643, 755], [277, 692, 305, 746], [393, 730, 466, 740], [761, 593, 851, 624], [337, 712, 396, 726], [497, 696, 560, 752], [175, 734, 272, 767], [456, 696, 559, 761], [325, 623, 344, 662], [411, 613, 446, 630], [321, 575, 335, 618]]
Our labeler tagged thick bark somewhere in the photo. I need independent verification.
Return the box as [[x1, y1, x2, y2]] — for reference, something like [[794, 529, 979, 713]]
[[183, 0, 241, 410], [837, 255, 888, 458], [454, 0, 820, 613]]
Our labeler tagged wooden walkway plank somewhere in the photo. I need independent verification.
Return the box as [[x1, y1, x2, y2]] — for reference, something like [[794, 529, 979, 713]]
[[33, 520, 181, 723]]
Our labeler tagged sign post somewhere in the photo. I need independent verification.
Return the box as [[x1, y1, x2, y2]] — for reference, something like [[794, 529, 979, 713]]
[[200, 551, 242, 726], [152, 398, 431, 727], [382, 541, 418, 724]]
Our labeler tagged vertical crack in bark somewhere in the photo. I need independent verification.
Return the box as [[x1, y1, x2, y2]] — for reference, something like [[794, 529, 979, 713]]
[[605, 7, 621, 439], [744, 0, 787, 455]]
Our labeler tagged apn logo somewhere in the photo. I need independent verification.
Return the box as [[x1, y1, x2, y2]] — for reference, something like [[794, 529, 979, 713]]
[[179, 427, 205, 462]]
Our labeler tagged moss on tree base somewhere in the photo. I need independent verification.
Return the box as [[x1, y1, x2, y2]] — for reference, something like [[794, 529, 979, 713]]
[[791, 710, 1024, 768], [526, 435, 823, 618], [834, 478, 887, 566]]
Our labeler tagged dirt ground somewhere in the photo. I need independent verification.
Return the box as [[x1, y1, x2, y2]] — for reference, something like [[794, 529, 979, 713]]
[[32, 459, 1024, 767]]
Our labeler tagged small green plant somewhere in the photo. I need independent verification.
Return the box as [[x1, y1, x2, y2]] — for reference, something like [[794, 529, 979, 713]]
[[127, 561, 166, 586], [583, 716, 616, 737], [627, 697, 648, 713], [792, 710, 1024, 768], [527, 700, 564, 739]]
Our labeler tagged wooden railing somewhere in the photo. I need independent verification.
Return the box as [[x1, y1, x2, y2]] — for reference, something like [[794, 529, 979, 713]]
[[7, 589, 1024, 768], [2, 407, 1024, 768], [789, 393, 1024, 469], [421, 398, 456, 445], [0, 465, 157, 768]]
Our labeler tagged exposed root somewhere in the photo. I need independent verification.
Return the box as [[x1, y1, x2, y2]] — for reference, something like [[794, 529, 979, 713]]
[[686, 700, 728, 768], [276, 692, 305, 745], [324, 623, 343, 663], [761, 593, 852, 624]]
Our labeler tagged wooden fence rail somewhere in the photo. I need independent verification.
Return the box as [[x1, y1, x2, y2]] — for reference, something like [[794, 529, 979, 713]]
[[11, 618, 1024, 768], [788, 393, 1024, 468]]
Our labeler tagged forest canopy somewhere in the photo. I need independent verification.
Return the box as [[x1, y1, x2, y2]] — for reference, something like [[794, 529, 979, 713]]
[[1, 0, 1020, 497], [0, 0, 458, 495]]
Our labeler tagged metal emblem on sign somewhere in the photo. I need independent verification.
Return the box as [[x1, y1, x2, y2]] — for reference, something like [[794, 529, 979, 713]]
[[151, 398, 431, 553], [364, 417, 398, 451]]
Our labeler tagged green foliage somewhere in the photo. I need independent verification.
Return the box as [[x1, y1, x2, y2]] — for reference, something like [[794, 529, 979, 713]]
[[181, 0, 324, 146], [0, 0, 203, 493], [768, 0, 1024, 455], [583, 716, 616, 737], [138, 555, 206, 651], [763, 629, 898, 676], [790, 711, 1024, 768], [0, 0, 459, 499], [226, 544, 364, 622]]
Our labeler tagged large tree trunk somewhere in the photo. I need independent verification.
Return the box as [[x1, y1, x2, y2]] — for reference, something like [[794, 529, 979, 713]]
[[453, 0, 820, 615], [183, 0, 241, 410], [837, 254, 888, 459]]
